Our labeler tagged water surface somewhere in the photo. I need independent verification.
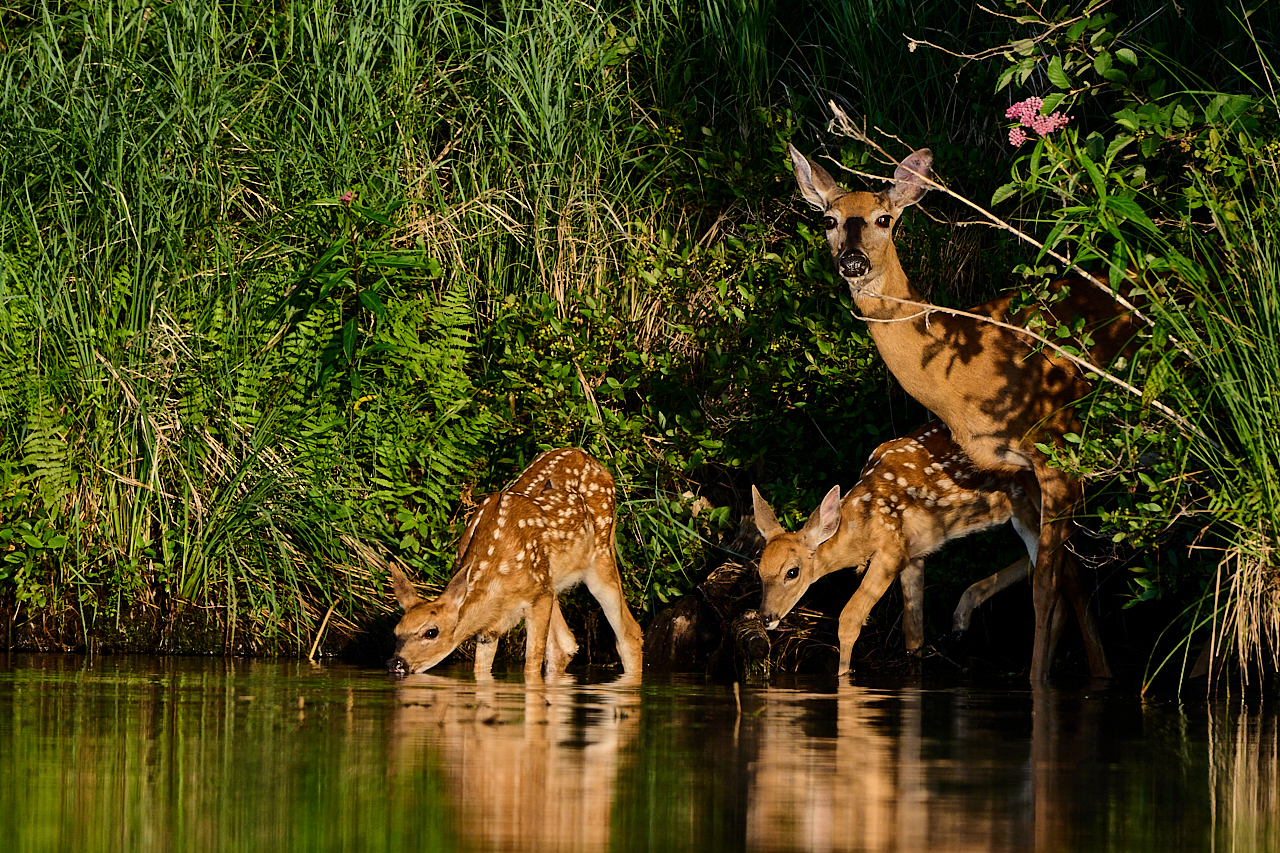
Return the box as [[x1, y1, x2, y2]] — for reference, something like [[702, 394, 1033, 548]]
[[0, 654, 1274, 852]]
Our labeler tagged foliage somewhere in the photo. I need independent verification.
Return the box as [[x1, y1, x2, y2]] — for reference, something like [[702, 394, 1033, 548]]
[[944, 0, 1280, 684], [1, 0, 1277, 679]]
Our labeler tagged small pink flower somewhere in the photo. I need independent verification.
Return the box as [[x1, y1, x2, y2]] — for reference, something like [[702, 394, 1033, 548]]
[[1005, 97, 1043, 122], [1004, 97, 1071, 146], [339, 190, 355, 206]]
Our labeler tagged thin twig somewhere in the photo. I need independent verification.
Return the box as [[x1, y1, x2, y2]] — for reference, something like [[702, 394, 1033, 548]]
[[307, 606, 334, 663]]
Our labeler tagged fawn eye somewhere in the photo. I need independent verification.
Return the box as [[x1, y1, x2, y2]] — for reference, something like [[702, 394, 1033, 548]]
[[822, 216, 836, 230], [424, 627, 439, 640], [876, 215, 892, 228], [786, 567, 800, 580]]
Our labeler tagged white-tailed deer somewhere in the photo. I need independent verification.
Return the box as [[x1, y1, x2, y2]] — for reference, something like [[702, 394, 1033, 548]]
[[790, 144, 1136, 681], [387, 448, 644, 679], [753, 420, 1047, 674]]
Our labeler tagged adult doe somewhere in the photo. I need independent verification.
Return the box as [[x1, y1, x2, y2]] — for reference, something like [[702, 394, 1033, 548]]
[[790, 144, 1138, 680]]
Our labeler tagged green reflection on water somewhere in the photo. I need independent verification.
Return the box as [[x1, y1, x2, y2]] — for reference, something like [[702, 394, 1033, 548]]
[[0, 655, 456, 853], [0, 655, 1276, 853]]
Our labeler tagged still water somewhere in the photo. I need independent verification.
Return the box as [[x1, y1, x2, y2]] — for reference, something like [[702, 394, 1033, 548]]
[[0, 653, 1274, 853]]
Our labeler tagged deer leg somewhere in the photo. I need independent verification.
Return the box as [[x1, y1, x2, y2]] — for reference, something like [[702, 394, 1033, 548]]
[[952, 556, 1031, 633], [583, 546, 644, 676], [899, 558, 925, 654], [1029, 469, 1082, 683], [544, 599, 578, 677], [836, 555, 906, 676], [1060, 552, 1113, 678], [474, 633, 498, 680], [523, 596, 554, 682]]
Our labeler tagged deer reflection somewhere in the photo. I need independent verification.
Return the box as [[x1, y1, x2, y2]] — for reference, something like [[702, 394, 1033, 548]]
[[746, 686, 943, 852], [389, 675, 639, 853], [742, 685, 1122, 853]]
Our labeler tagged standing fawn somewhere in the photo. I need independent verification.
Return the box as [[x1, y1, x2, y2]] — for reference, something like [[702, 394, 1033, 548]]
[[789, 144, 1138, 681], [387, 448, 644, 679], [753, 420, 1048, 674]]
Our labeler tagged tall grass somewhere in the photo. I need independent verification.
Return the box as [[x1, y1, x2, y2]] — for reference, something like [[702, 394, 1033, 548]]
[[2, 0, 899, 651], [5, 0, 1276, 671]]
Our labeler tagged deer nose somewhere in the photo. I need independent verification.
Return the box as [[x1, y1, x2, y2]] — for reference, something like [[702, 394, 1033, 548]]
[[763, 614, 781, 631], [838, 251, 870, 278], [387, 656, 408, 677]]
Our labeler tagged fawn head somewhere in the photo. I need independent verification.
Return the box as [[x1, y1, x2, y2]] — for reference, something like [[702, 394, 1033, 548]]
[[387, 564, 461, 676], [787, 144, 933, 293], [752, 484, 843, 630]]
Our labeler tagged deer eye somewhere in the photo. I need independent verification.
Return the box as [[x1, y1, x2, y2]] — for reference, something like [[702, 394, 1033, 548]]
[[822, 216, 836, 230], [785, 567, 800, 580], [424, 627, 439, 640], [876, 215, 892, 228]]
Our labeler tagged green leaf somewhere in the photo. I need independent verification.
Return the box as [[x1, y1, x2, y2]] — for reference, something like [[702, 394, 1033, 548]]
[[357, 289, 386, 320], [1103, 194, 1159, 234], [1041, 92, 1067, 114], [991, 182, 1021, 205], [995, 65, 1018, 92], [1078, 148, 1106, 199], [1047, 55, 1071, 89], [1104, 134, 1134, 167], [1115, 48, 1139, 66], [1113, 108, 1141, 131]]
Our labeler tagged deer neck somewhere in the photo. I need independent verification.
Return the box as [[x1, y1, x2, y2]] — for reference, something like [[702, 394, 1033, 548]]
[[852, 252, 927, 323], [852, 256, 964, 422]]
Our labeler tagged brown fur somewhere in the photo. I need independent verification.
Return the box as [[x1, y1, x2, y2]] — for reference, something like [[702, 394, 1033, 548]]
[[388, 449, 643, 680], [790, 144, 1133, 680], [753, 421, 1039, 673]]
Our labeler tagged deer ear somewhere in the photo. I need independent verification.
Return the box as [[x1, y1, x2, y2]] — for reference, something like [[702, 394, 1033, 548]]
[[789, 144, 844, 210], [751, 486, 786, 542], [390, 565, 421, 611], [801, 485, 843, 549], [889, 148, 933, 209]]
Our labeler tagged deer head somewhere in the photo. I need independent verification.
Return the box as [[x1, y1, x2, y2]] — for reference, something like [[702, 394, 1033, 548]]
[[388, 564, 463, 676], [787, 144, 933, 295], [752, 484, 843, 630]]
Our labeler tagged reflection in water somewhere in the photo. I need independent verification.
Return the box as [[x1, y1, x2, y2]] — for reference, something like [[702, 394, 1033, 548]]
[[389, 675, 639, 852], [0, 654, 1275, 852]]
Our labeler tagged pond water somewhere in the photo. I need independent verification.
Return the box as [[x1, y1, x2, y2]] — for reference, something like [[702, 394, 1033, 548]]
[[0, 653, 1275, 853]]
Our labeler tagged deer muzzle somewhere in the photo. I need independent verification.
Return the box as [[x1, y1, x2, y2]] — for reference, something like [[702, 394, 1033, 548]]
[[838, 250, 871, 279], [386, 655, 409, 677]]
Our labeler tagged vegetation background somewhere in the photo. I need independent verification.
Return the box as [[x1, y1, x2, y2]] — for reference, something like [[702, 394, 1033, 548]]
[[0, 0, 1276, 687]]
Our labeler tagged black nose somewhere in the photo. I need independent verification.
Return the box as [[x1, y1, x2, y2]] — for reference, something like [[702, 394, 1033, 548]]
[[387, 656, 408, 677], [839, 251, 870, 278]]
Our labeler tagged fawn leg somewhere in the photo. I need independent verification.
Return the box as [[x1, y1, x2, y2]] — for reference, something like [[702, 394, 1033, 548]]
[[583, 546, 644, 675], [837, 554, 906, 676], [899, 558, 925, 654]]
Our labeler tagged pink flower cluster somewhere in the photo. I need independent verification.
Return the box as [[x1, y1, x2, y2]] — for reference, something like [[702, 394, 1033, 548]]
[[1005, 97, 1071, 147]]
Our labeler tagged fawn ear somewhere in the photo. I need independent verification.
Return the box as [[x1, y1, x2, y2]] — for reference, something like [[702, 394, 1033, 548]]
[[789, 144, 844, 211], [751, 486, 786, 542], [888, 148, 933, 209], [390, 565, 421, 611], [800, 485, 842, 550]]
